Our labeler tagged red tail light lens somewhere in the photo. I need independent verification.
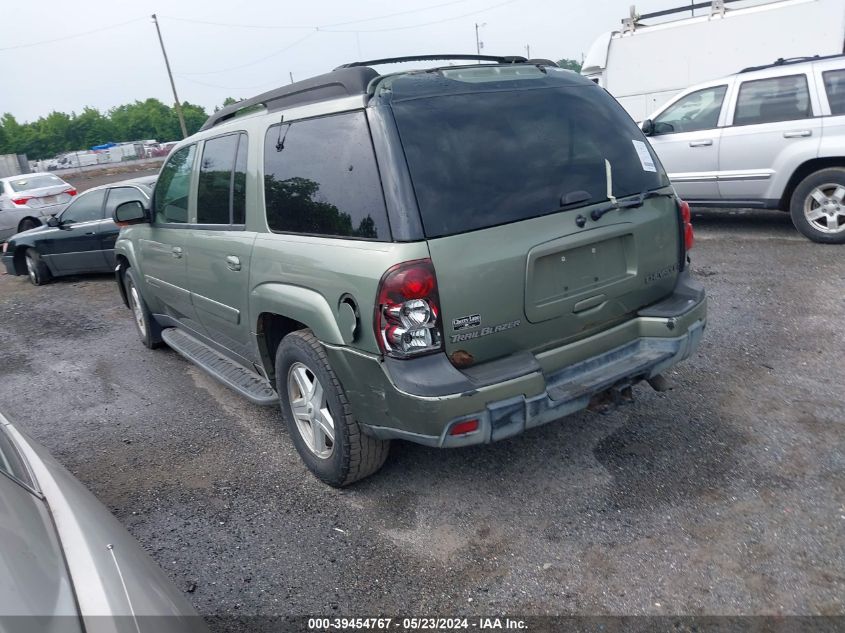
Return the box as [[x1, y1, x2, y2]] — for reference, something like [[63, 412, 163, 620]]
[[66, 188, 77, 196], [449, 419, 479, 436], [375, 258, 443, 358], [11, 197, 31, 205], [679, 199, 694, 251]]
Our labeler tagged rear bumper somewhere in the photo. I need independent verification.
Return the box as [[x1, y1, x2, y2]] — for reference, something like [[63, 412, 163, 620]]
[[325, 273, 706, 447], [2, 253, 16, 276]]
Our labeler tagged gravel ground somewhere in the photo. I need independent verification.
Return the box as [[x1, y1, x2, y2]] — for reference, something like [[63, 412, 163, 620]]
[[0, 207, 842, 629]]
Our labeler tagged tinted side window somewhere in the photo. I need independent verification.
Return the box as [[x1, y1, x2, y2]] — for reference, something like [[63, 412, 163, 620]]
[[653, 85, 727, 134], [198, 135, 238, 224], [823, 69, 845, 116], [105, 187, 147, 217], [154, 144, 196, 224], [734, 74, 812, 125], [263, 113, 389, 240], [233, 135, 247, 225], [61, 189, 106, 224]]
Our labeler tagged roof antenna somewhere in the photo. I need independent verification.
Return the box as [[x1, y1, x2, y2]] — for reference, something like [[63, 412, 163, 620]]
[[275, 115, 290, 152]]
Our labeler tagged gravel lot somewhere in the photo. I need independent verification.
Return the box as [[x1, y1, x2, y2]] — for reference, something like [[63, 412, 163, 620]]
[[0, 202, 842, 629]]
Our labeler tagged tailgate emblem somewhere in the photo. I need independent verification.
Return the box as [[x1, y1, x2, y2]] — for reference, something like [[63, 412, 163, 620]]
[[452, 314, 481, 331]]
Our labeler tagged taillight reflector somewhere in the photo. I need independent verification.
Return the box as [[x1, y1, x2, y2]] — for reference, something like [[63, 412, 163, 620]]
[[67, 188, 77, 196], [449, 419, 479, 436], [679, 199, 694, 251], [11, 197, 31, 205]]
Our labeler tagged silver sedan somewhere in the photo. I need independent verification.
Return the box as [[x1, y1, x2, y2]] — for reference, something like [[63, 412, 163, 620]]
[[0, 172, 76, 241]]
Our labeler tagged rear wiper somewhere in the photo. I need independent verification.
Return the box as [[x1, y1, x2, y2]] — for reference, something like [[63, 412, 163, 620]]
[[590, 189, 674, 222]]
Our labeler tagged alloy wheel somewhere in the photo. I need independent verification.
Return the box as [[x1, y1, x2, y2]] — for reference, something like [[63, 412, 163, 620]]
[[287, 362, 335, 459], [804, 184, 845, 234]]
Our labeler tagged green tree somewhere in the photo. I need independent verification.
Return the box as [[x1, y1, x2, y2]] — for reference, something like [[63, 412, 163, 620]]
[[556, 58, 582, 72]]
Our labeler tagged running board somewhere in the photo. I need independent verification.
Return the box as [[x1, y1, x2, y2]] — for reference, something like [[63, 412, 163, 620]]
[[161, 328, 277, 406]]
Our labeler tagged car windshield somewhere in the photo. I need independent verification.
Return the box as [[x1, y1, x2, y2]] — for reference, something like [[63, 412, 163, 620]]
[[391, 84, 669, 238], [7, 174, 65, 192]]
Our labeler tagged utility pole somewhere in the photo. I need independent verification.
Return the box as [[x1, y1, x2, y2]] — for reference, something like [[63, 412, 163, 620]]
[[525, 44, 530, 58], [151, 14, 187, 139], [475, 22, 486, 55], [289, 72, 294, 84]]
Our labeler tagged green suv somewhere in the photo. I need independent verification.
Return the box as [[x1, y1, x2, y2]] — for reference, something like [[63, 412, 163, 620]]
[[113, 55, 706, 486]]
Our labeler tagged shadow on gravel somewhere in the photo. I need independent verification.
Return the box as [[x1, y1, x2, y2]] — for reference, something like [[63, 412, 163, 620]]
[[691, 207, 796, 233]]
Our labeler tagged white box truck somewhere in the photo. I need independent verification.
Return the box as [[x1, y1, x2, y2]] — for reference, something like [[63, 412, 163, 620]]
[[582, 0, 845, 122]]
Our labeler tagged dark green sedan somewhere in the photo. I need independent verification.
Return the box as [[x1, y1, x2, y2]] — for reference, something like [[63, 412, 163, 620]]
[[2, 175, 155, 285]]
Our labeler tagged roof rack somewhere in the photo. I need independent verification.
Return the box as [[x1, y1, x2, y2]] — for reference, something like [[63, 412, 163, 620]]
[[202, 54, 543, 131], [739, 53, 845, 73], [622, 0, 743, 31], [200, 66, 379, 131], [335, 54, 527, 69]]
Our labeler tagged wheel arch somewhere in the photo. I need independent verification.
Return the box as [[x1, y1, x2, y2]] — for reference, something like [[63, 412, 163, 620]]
[[16, 216, 41, 233], [779, 157, 845, 210], [252, 283, 346, 382]]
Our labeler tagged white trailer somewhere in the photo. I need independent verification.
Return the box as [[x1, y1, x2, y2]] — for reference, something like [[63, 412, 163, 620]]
[[582, 0, 845, 122]]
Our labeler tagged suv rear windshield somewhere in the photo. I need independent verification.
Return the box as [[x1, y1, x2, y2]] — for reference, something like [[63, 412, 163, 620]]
[[392, 85, 669, 238]]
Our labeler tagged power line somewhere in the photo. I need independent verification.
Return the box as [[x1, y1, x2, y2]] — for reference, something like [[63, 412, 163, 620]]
[[178, 30, 319, 76], [321, 0, 519, 33], [0, 16, 145, 52], [160, 1, 472, 31]]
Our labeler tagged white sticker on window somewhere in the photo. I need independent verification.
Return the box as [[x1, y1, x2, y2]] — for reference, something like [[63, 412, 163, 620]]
[[632, 139, 657, 172]]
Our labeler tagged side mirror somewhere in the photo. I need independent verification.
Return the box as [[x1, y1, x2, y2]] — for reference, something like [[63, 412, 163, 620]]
[[641, 119, 655, 136], [114, 200, 150, 226], [47, 216, 60, 228]]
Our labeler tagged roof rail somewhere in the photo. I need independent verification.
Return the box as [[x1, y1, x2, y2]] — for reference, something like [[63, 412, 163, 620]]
[[336, 54, 527, 69], [200, 66, 379, 131], [739, 53, 844, 73]]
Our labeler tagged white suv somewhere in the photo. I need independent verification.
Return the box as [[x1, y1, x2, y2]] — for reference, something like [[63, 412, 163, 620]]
[[642, 54, 845, 243]]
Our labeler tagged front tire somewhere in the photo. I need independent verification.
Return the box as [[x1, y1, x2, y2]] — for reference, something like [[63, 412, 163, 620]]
[[123, 268, 162, 349], [789, 168, 845, 244], [275, 330, 390, 486], [24, 249, 50, 286]]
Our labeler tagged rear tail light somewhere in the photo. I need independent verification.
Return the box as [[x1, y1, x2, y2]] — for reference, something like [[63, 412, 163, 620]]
[[11, 197, 31, 205], [66, 188, 77, 196], [375, 258, 443, 358], [679, 199, 694, 252]]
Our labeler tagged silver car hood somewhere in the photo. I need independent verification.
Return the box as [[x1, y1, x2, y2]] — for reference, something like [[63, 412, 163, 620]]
[[0, 473, 82, 631], [2, 416, 206, 633]]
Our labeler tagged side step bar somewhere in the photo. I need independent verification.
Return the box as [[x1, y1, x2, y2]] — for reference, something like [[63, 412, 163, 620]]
[[161, 328, 277, 406]]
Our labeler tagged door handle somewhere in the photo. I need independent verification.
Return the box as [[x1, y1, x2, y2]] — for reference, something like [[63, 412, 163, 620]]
[[226, 255, 241, 271], [783, 130, 812, 138], [85, 231, 96, 235], [689, 139, 713, 147], [172, 246, 183, 259]]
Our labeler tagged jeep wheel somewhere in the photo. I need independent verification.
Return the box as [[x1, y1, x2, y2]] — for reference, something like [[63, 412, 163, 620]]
[[24, 249, 50, 286], [123, 268, 162, 349], [790, 168, 845, 243], [276, 330, 390, 486]]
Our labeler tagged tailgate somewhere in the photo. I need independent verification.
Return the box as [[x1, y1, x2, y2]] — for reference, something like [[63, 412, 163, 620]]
[[429, 197, 681, 365]]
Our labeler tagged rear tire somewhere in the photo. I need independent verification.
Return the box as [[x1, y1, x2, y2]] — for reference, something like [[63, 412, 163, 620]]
[[18, 218, 40, 233], [24, 249, 50, 286], [123, 268, 162, 349], [275, 329, 390, 487], [789, 168, 845, 244]]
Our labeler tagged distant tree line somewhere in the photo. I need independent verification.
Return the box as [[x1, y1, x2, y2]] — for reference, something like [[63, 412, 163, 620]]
[[0, 98, 214, 160]]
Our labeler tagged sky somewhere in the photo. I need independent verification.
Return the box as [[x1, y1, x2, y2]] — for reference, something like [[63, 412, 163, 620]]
[[2, 0, 717, 123]]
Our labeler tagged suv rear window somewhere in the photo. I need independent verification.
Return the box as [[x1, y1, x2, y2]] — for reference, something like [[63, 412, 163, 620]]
[[263, 112, 389, 240], [392, 85, 669, 238]]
